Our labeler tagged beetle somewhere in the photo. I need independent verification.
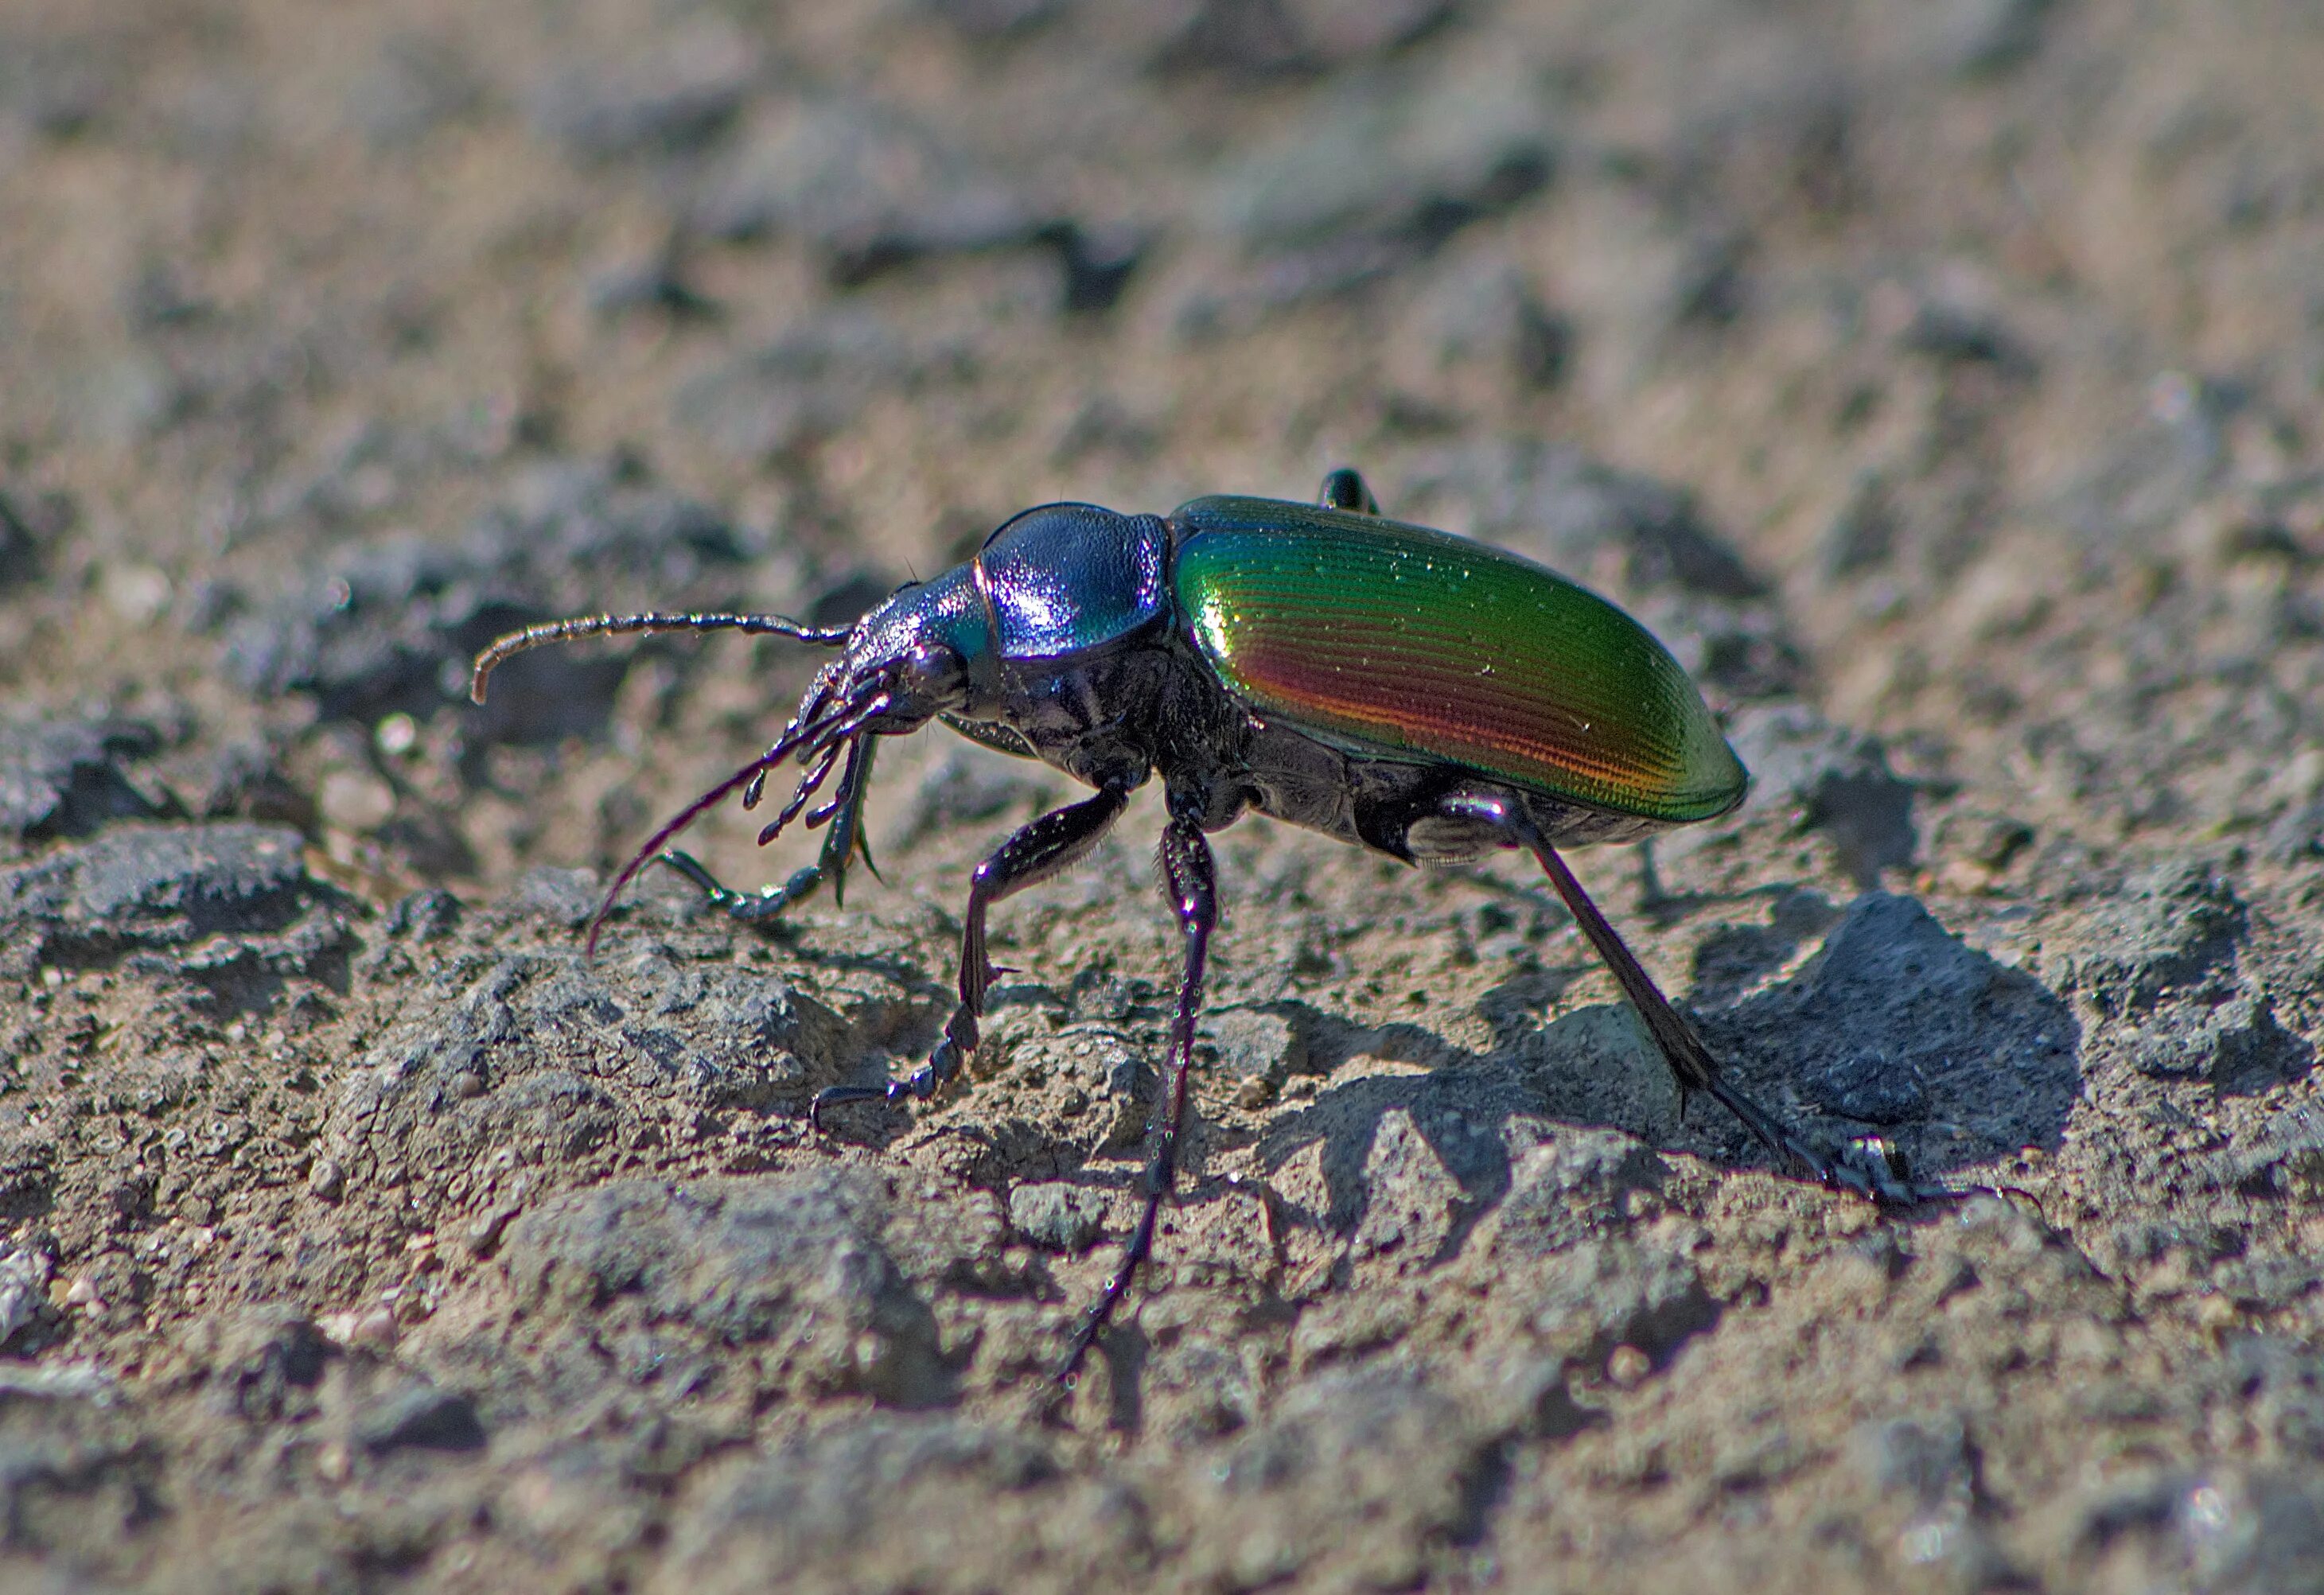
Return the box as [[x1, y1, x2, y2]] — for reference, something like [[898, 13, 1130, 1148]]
[[471, 467, 1959, 1379]]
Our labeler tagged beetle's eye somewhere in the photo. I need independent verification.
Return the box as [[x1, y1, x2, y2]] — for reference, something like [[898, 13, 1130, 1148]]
[[890, 644, 963, 706]]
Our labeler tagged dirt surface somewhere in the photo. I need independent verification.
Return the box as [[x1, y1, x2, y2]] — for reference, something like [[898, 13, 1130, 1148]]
[[4, 0, 2324, 1589]]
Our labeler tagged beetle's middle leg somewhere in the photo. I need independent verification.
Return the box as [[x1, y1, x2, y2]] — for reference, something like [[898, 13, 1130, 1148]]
[[1061, 807, 1216, 1380], [1317, 467, 1382, 515], [812, 781, 1130, 1126], [1437, 793, 1948, 1206]]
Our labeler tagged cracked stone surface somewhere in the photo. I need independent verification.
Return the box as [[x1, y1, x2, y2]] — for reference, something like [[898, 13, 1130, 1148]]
[[2, 0, 2324, 1589]]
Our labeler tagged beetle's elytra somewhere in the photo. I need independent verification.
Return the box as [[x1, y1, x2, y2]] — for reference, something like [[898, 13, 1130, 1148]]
[[473, 467, 1960, 1381]]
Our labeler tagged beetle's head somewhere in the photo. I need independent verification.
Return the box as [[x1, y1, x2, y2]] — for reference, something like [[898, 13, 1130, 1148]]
[[543, 565, 1000, 951], [823, 568, 991, 733]]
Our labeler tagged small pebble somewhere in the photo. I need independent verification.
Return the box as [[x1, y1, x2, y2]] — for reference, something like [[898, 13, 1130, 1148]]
[[319, 768, 396, 832], [315, 1441, 352, 1484], [308, 1157, 345, 1200], [318, 1307, 398, 1352], [1607, 1344, 1653, 1389], [374, 713, 419, 757]]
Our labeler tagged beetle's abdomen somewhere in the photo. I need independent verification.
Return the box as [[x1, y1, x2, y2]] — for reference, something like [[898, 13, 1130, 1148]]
[[1171, 497, 1747, 824]]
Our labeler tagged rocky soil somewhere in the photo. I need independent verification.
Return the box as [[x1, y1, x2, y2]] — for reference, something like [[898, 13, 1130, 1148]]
[[3, 0, 2324, 1589]]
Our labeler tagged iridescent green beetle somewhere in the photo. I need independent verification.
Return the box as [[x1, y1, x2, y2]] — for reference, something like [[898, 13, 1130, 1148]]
[[473, 467, 1954, 1379]]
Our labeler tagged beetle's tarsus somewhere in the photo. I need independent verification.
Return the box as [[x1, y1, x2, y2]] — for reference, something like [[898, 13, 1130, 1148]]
[[810, 1051, 949, 1131], [1434, 792, 1990, 1212], [656, 850, 823, 922], [811, 786, 1132, 1148]]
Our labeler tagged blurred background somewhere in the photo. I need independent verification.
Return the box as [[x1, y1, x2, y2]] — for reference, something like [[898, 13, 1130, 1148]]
[[4, 0, 2322, 900]]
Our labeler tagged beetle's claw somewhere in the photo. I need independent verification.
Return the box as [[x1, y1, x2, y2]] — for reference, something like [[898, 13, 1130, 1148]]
[[808, 1052, 953, 1132], [1800, 1132, 2044, 1216]]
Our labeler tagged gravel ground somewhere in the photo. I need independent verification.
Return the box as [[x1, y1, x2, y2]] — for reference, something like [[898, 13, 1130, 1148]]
[[4, 1, 2324, 1589]]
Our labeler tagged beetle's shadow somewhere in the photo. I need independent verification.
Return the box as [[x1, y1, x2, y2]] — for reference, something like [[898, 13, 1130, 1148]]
[[1253, 890, 2082, 1249]]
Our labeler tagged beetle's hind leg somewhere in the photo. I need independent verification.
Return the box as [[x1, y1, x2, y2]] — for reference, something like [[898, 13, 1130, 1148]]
[[1438, 793, 1953, 1207], [1060, 807, 1215, 1381], [1317, 468, 1382, 515], [812, 782, 1131, 1127]]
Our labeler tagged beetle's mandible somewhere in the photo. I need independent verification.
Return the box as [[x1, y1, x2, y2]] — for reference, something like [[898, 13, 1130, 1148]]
[[473, 467, 1967, 1381]]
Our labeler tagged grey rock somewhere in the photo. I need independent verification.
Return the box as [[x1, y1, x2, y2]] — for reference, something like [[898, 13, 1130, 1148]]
[[510, 867, 604, 929], [669, 309, 971, 464], [0, 1243, 49, 1348], [1820, 469, 1900, 579], [0, 822, 341, 980], [1007, 1181, 1108, 1251], [1853, 1411, 1972, 1508], [64, 350, 180, 446], [1200, 1007, 1306, 1086], [2125, 989, 2315, 1095], [2172, 1469, 2324, 1595], [2217, 1111, 2324, 1201], [1719, 892, 2080, 1160], [1207, 58, 1553, 258], [0, 488, 66, 587], [383, 887, 462, 941], [208, 1307, 331, 1422], [1900, 297, 2034, 371], [1290, 0, 1459, 63], [503, 1173, 944, 1402], [219, 461, 752, 732], [1479, 1130, 1668, 1262], [1404, 438, 1765, 597], [343, 33, 484, 150], [0, 33, 112, 140], [1729, 705, 1918, 885], [658, 1417, 1140, 1595], [920, 0, 1072, 42], [355, 1380, 486, 1454], [1901, 0, 2056, 78], [586, 245, 718, 321], [2072, 860, 2248, 1015], [1146, 0, 1309, 78], [1137, 0, 1457, 77], [1097, 1045, 1157, 1155], [1184, 1371, 1491, 1591], [2262, 797, 2324, 863], [529, 29, 758, 162], [2229, 1339, 2324, 1461], [1501, 1238, 1718, 1366], [0, 717, 168, 841], [890, 745, 1052, 852], [1410, 255, 1571, 388], [690, 96, 1049, 285], [0, 1367, 154, 1566], [1800, 1047, 1927, 1125], [173, 738, 314, 831]]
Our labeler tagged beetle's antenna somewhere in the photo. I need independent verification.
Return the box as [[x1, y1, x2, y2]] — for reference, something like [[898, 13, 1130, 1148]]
[[581, 685, 882, 954], [469, 611, 853, 705]]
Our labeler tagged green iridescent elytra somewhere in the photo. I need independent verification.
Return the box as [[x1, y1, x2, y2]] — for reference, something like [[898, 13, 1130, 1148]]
[[1170, 496, 1748, 823]]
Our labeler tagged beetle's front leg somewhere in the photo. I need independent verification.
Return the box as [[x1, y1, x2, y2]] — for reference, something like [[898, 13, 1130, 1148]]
[[1061, 809, 1215, 1379], [659, 739, 881, 922], [812, 782, 1131, 1128]]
